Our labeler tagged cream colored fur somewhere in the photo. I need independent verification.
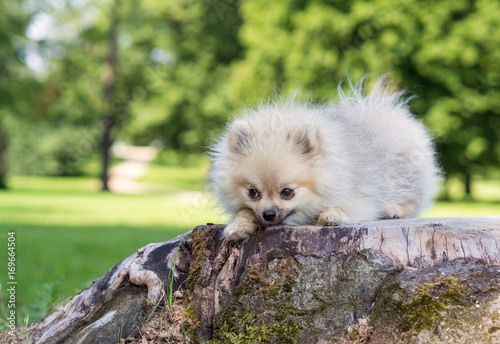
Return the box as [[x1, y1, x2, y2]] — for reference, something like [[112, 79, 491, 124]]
[[209, 78, 441, 241]]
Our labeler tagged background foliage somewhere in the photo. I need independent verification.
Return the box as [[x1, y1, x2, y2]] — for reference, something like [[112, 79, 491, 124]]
[[1, 0, 499, 194]]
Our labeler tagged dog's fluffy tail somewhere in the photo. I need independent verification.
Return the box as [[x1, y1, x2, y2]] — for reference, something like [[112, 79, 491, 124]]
[[336, 76, 411, 113]]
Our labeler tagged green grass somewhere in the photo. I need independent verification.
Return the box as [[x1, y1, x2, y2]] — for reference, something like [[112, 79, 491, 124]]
[[422, 175, 500, 217], [423, 201, 500, 217], [138, 156, 210, 192], [0, 160, 227, 325], [0, 158, 498, 327]]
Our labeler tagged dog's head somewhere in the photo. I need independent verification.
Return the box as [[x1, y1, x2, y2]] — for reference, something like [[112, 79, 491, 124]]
[[224, 119, 324, 226]]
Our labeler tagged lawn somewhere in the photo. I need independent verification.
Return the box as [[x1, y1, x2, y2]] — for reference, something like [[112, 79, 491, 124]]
[[422, 175, 500, 217], [0, 158, 499, 326], [0, 159, 227, 325]]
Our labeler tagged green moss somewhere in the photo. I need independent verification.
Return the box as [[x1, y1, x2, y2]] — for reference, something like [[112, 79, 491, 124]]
[[233, 268, 268, 296], [183, 227, 213, 341], [274, 310, 288, 322], [215, 307, 271, 344], [397, 293, 446, 332], [215, 307, 302, 344], [270, 318, 302, 344], [438, 276, 467, 305], [282, 276, 295, 293], [182, 304, 201, 340], [213, 257, 311, 343], [395, 276, 468, 332], [185, 227, 209, 292], [488, 325, 500, 334]]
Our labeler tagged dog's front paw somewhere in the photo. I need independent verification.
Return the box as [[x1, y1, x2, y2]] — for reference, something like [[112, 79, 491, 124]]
[[317, 206, 349, 226], [224, 220, 258, 241], [224, 208, 260, 241]]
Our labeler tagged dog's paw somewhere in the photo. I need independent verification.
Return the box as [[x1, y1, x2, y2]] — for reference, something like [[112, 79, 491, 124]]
[[381, 202, 417, 220], [317, 206, 349, 226], [224, 220, 258, 241]]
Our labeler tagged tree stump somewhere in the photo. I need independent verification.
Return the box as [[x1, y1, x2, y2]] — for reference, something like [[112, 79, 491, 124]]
[[9, 216, 500, 343]]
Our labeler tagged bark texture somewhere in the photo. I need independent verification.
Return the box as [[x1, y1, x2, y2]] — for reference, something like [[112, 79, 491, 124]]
[[15, 217, 500, 343]]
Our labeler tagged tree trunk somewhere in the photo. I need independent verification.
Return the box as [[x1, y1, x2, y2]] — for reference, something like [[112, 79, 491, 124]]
[[100, 0, 120, 192], [10, 217, 500, 344], [464, 171, 473, 199], [0, 129, 7, 189], [99, 116, 112, 191]]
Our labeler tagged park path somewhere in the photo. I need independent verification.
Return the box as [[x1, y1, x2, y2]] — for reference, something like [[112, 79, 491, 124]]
[[108, 143, 158, 194], [107, 144, 215, 216]]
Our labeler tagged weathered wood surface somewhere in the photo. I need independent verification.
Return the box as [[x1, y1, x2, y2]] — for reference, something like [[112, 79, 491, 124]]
[[21, 216, 500, 343]]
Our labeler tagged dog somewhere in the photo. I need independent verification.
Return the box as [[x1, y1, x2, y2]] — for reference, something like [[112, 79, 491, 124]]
[[209, 78, 441, 241]]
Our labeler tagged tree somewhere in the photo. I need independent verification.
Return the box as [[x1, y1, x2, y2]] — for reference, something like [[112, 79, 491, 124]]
[[123, 0, 243, 152], [4, 0, 498, 197], [100, 0, 121, 191], [1, 0, 107, 178], [0, 128, 6, 189], [7, 0, 132, 180], [0, 0, 38, 187], [407, 0, 500, 197]]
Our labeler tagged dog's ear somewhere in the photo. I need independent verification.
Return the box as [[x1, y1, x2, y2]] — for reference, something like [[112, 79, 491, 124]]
[[287, 125, 323, 157], [228, 120, 252, 155]]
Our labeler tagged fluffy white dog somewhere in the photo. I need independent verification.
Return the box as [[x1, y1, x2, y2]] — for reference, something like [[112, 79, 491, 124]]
[[209, 78, 441, 241]]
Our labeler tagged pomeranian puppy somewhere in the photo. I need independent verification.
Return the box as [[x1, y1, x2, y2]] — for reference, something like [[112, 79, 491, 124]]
[[209, 78, 441, 241]]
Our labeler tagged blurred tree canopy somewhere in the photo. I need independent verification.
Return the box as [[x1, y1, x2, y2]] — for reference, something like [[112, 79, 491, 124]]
[[1, 0, 499, 196], [0, 0, 35, 187]]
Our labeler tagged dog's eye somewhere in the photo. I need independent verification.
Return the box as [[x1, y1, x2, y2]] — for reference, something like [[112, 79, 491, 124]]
[[248, 188, 260, 199], [280, 188, 295, 199]]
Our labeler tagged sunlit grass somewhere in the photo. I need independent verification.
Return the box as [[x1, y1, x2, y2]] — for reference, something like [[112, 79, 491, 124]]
[[0, 164, 226, 325], [443, 174, 500, 201], [423, 175, 500, 217], [0, 176, 223, 228], [423, 201, 500, 218], [138, 156, 210, 192]]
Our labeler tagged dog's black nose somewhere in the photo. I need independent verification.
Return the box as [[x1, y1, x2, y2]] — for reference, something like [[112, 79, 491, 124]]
[[262, 209, 277, 222]]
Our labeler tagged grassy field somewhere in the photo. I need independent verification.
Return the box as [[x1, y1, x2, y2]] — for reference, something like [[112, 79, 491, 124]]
[[0, 159, 227, 325], [0, 157, 499, 326], [422, 175, 500, 217]]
